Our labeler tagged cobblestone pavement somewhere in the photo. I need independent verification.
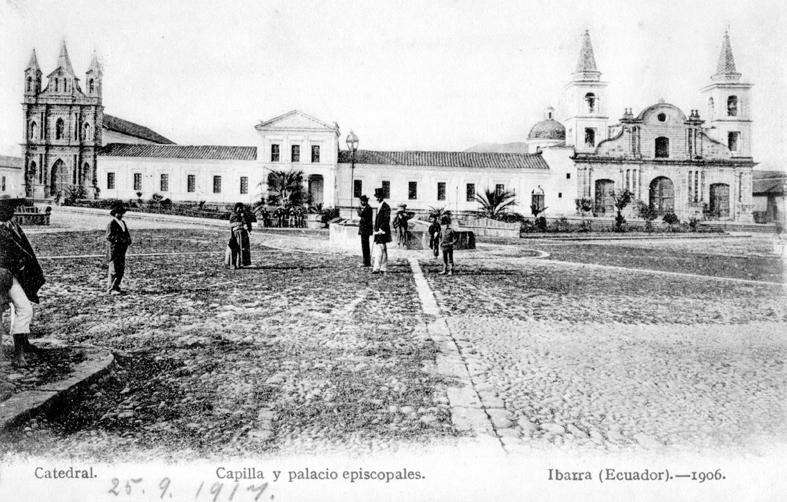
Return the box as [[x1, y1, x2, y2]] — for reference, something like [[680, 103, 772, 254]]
[[423, 254, 786, 454], [1, 229, 455, 460]]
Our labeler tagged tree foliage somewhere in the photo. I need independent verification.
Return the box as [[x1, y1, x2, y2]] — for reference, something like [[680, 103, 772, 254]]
[[264, 170, 306, 208], [474, 188, 517, 220]]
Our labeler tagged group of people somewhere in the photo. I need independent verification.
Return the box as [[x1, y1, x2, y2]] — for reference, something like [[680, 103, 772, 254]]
[[356, 189, 458, 275]]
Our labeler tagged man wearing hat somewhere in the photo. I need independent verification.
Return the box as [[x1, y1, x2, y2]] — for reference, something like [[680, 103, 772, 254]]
[[392, 203, 414, 247], [0, 195, 45, 366], [106, 202, 132, 294], [356, 195, 373, 267], [372, 188, 391, 274]]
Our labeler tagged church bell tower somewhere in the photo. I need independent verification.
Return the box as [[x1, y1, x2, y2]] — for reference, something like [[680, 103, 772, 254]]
[[561, 30, 609, 153]]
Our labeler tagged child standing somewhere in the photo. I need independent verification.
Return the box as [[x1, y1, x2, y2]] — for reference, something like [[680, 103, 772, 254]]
[[427, 215, 441, 258], [439, 216, 458, 275]]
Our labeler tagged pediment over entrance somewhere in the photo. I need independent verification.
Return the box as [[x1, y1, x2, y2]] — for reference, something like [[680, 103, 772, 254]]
[[255, 110, 339, 134]]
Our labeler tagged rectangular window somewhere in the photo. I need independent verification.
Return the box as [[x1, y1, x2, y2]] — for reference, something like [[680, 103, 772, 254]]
[[353, 179, 363, 198], [558, 192, 562, 198], [408, 181, 418, 200], [1, 176, 5, 192], [495, 184, 505, 196], [728, 131, 740, 152], [566, 173, 571, 179], [107, 172, 115, 190], [437, 182, 446, 201], [240, 176, 248, 195], [584, 128, 596, 147], [532, 193, 545, 211], [133, 173, 142, 191], [291, 144, 300, 163], [466, 183, 475, 202], [311, 145, 320, 163], [271, 144, 280, 162], [160, 173, 169, 192], [187, 174, 196, 193], [213, 175, 222, 193], [381, 180, 390, 199]]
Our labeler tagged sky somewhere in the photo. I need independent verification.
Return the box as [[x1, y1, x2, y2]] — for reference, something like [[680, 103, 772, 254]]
[[0, 0, 784, 168]]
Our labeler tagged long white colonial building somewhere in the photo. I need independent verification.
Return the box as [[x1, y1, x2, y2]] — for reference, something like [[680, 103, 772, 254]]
[[5, 30, 758, 222]]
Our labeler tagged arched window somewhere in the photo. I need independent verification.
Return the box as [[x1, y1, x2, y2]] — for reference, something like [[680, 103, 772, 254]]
[[584, 92, 596, 113], [88, 79, 95, 93], [727, 95, 738, 116], [28, 161, 37, 176], [29, 121, 37, 139], [655, 136, 669, 158], [63, 79, 68, 92], [547, 110, 553, 119], [55, 118, 65, 140], [707, 97, 714, 117], [54, 79, 59, 92], [26, 77, 32, 92], [82, 163, 90, 184], [82, 122, 91, 140]]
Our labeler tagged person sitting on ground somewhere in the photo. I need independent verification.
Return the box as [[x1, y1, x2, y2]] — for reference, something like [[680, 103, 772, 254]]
[[428, 215, 441, 259], [439, 215, 458, 275]]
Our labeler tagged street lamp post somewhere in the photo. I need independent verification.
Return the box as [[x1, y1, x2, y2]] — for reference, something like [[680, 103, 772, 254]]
[[346, 130, 359, 216]]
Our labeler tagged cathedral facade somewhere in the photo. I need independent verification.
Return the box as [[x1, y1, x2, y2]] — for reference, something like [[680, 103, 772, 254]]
[[16, 31, 756, 222]]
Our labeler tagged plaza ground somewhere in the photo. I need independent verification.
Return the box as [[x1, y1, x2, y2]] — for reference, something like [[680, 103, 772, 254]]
[[0, 209, 784, 459]]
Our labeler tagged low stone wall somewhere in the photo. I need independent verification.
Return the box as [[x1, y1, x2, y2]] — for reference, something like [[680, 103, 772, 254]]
[[330, 219, 475, 251], [455, 216, 519, 238]]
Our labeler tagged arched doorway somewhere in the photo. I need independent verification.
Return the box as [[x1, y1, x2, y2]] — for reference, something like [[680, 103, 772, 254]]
[[50, 159, 69, 198], [308, 174, 324, 206], [709, 183, 730, 219], [649, 176, 674, 215], [594, 179, 615, 216]]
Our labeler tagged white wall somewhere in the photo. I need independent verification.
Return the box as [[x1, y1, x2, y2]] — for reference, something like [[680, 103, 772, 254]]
[[102, 129, 158, 145], [98, 156, 261, 203], [335, 154, 577, 216], [0, 167, 23, 196]]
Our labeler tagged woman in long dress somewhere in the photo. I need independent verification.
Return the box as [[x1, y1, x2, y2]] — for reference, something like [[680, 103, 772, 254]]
[[226, 202, 252, 269]]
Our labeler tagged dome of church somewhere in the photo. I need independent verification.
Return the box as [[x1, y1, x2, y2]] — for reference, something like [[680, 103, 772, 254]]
[[528, 118, 566, 140]]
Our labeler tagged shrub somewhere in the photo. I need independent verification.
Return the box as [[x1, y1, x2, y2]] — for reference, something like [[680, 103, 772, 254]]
[[551, 217, 570, 233], [575, 197, 593, 214], [151, 193, 164, 202], [688, 217, 701, 232], [614, 213, 626, 232], [62, 185, 87, 205], [161, 198, 173, 210], [320, 207, 340, 224], [579, 219, 592, 233], [535, 216, 547, 232], [663, 212, 679, 225]]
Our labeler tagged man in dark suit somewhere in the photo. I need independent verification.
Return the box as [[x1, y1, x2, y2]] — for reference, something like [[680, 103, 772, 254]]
[[372, 187, 391, 274], [106, 202, 132, 294], [356, 195, 373, 267], [0, 195, 45, 366]]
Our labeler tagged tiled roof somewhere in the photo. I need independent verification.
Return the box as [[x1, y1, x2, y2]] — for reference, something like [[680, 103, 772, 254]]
[[753, 174, 786, 195], [99, 143, 257, 161], [338, 150, 550, 169], [575, 30, 599, 74], [103, 114, 175, 144], [0, 155, 22, 169]]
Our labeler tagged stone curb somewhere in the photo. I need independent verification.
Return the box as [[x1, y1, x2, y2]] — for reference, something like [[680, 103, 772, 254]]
[[408, 257, 505, 454], [0, 346, 115, 431]]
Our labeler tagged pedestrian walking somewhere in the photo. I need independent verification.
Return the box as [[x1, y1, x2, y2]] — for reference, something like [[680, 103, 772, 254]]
[[392, 204, 414, 247], [106, 202, 132, 294], [0, 195, 45, 366], [427, 215, 441, 258], [356, 195, 373, 267], [226, 202, 253, 269], [439, 215, 458, 275], [372, 188, 391, 274]]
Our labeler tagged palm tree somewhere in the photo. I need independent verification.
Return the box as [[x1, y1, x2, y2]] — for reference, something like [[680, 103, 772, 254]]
[[474, 188, 517, 219], [261, 170, 306, 208]]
